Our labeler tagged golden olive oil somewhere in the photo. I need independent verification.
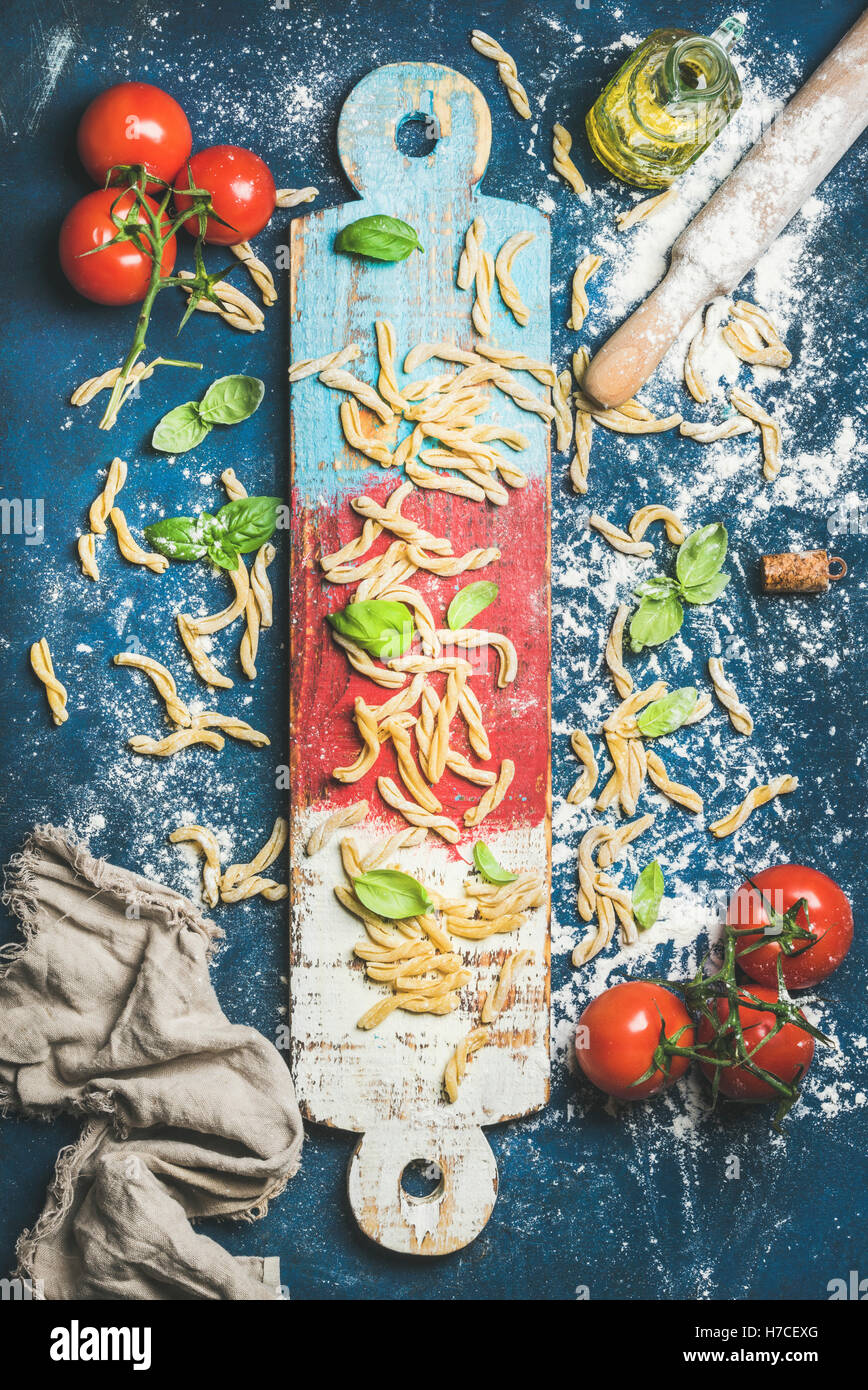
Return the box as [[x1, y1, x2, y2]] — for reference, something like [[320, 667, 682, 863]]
[[586, 18, 744, 188]]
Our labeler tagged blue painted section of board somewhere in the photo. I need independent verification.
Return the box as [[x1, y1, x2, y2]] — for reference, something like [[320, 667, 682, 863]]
[[0, 0, 866, 1301]]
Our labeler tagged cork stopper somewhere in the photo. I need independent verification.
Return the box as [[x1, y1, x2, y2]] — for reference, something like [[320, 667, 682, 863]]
[[760, 549, 847, 594]]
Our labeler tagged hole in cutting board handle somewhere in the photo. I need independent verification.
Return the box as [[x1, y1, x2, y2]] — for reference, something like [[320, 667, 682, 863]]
[[400, 1157, 445, 1203], [396, 111, 441, 158]]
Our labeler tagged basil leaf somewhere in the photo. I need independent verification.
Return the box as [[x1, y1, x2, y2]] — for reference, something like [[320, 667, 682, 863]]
[[143, 515, 208, 561], [633, 575, 679, 600], [206, 535, 240, 570], [472, 841, 518, 884], [327, 598, 414, 660], [217, 496, 281, 553], [334, 214, 424, 262], [352, 869, 434, 920], [199, 374, 265, 425], [447, 581, 498, 632], [633, 861, 664, 930], [151, 401, 211, 454], [676, 523, 728, 590], [680, 571, 731, 606], [636, 687, 698, 738], [628, 595, 683, 653]]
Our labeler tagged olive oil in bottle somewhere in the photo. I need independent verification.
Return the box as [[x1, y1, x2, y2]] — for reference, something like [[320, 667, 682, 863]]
[[586, 17, 744, 188]]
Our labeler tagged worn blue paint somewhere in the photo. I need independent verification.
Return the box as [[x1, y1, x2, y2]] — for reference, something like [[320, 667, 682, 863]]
[[1, 0, 866, 1301]]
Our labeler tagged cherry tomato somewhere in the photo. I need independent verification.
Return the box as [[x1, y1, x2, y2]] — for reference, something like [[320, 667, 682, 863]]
[[77, 82, 192, 190], [729, 865, 853, 989], [59, 189, 176, 306], [174, 145, 276, 244], [697, 983, 815, 1101], [575, 982, 695, 1101]]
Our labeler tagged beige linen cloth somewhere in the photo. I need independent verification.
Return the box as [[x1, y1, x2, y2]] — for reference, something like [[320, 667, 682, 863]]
[[0, 824, 303, 1300]]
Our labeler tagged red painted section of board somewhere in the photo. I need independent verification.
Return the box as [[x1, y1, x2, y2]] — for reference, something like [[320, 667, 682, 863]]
[[290, 471, 550, 848]]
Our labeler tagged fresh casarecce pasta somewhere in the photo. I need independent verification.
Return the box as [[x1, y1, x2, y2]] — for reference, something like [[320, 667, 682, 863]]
[[708, 776, 798, 838], [30, 638, 68, 725], [470, 30, 531, 117], [707, 656, 754, 736]]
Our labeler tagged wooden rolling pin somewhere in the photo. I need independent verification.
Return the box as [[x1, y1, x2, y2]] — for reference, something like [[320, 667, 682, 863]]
[[583, 9, 868, 408]]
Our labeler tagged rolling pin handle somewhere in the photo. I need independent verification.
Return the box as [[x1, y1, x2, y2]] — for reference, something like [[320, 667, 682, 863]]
[[347, 1120, 498, 1256]]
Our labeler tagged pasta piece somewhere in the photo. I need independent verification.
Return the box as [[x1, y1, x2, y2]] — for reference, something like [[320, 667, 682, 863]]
[[470, 30, 531, 118], [458, 683, 491, 761], [220, 467, 248, 500], [444, 1027, 490, 1103], [377, 776, 460, 843], [192, 712, 270, 747], [350, 490, 451, 554], [436, 627, 517, 688], [615, 186, 678, 230], [330, 630, 406, 689], [77, 534, 100, 582], [645, 749, 703, 813], [230, 240, 277, 306], [567, 730, 598, 807], [403, 341, 479, 373], [128, 728, 224, 757], [360, 826, 428, 871], [472, 248, 495, 337], [605, 604, 633, 699], [221, 817, 288, 891], [569, 346, 593, 494], [602, 681, 668, 735], [240, 541, 276, 679], [404, 543, 500, 576], [573, 388, 683, 434], [684, 691, 713, 725], [594, 873, 638, 947], [306, 801, 369, 856], [707, 657, 754, 736], [382, 716, 443, 813], [444, 750, 497, 787], [577, 825, 613, 921], [553, 370, 573, 453], [89, 456, 128, 533], [176, 614, 233, 689], [709, 775, 798, 839], [680, 416, 755, 443], [729, 389, 783, 481], [472, 345, 556, 387], [457, 217, 485, 291], [552, 123, 586, 194], [683, 298, 731, 404], [113, 651, 191, 727], [405, 459, 486, 503], [169, 825, 222, 908], [30, 638, 68, 725], [589, 513, 654, 559], [340, 398, 395, 467], [572, 890, 617, 968], [494, 231, 534, 326], [628, 505, 685, 546], [567, 253, 603, 332], [357, 991, 459, 1030], [723, 301, 792, 368], [426, 667, 467, 785], [374, 319, 407, 412], [109, 508, 168, 574], [318, 367, 394, 423], [220, 876, 287, 903], [597, 813, 655, 870], [71, 362, 155, 407], [177, 271, 264, 332], [464, 759, 515, 827], [334, 698, 383, 783], [187, 557, 250, 635], [379, 584, 440, 656], [275, 186, 318, 208], [289, 343, 359, 382]]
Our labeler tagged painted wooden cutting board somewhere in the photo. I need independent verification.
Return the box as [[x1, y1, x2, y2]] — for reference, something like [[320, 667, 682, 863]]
[[289, 63, 551, 1255]]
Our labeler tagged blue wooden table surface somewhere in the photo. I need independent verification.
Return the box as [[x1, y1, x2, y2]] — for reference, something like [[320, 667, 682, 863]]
[[1, 0, 866, 1300]]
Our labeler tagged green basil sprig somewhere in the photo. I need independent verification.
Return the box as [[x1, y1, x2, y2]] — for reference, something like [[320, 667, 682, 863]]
[[334, 214, 424, 262], [636, 687, 698, 738], [352, 869, 433, 920], [633, 861, 664, 930], [144, 495, 281, 571], [327, 598, 414, 660], [152, 375, 264, 454], [447, 580, 498, 632], [629, 523, 729, 653], [472, 841, 518, 885]]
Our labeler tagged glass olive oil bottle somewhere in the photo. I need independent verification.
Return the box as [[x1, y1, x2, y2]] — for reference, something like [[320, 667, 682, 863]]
[[586, 17, 744, 188]]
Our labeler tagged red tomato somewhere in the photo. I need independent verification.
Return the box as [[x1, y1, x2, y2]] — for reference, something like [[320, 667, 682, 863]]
[[59, 189, 176, 306], [174, 145, 276, 244], [729, 865, 853, 989], [575, 982, 694, 1101], [77, 82, 192, 190], [697, 984, 815, 1101]]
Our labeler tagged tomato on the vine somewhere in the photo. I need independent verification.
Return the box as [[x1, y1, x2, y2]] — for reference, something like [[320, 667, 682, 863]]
[[728, 865, 853, 989], [575, 982, 694, 1101], [59, 189, 176, 306], [697, 983, 815, 1102], [174, 145, 276, 244], [77, 82, 192, 190]]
